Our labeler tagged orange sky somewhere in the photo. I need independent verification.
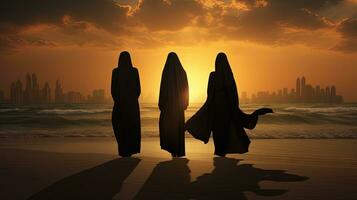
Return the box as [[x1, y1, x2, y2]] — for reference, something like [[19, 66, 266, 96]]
[[0, 0, 356, 102]]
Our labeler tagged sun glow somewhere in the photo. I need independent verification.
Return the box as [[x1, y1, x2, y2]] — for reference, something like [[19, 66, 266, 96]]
[[172, 48, 217, 104]]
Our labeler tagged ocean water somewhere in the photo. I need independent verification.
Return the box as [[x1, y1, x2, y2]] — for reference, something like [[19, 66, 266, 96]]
[[0, 103, 356, 139]]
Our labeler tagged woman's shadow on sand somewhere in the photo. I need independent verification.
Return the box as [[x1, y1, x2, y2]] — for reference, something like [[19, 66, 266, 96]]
[[136, 157, 309, 200], [189, 157, 309, 199], [29, 157, 308, 200], [28, 157, 141, 200]]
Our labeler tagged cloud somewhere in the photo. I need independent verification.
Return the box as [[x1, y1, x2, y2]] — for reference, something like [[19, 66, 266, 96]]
[[200, 0, 341, 44], [0, 34, 57, 54], [331, 16, 357, 52], [337, 16, 357, 38], [0, 0, 130, 33], [332, 39, 357, 52], [0, 0, 356, 53], [133, 0, 205, 31], [0, 0, 131, 51]]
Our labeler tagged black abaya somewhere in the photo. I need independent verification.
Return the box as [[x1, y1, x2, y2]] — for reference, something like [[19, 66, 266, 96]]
[[159, 52, 189, 157], [111, 52, 141, 157]]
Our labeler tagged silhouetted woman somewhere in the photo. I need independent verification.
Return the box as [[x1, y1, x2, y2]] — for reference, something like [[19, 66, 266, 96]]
[[159, 52, 189, 157], [186, 52, 272, 156], [111, 51, 141, 157]]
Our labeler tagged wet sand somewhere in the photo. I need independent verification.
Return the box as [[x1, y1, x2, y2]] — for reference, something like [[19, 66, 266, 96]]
[[1, 138, 356, 199]]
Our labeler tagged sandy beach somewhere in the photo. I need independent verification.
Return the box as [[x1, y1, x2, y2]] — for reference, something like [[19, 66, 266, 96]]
[[1, 137, 356, 200]]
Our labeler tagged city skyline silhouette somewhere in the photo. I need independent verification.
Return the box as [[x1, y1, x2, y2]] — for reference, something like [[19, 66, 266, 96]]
[[1, 73, 345, 105]]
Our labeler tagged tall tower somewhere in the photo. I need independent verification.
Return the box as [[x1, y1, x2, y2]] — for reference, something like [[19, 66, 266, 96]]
[[320, 88, 325, 97], [26, 73, 31, 90], [10, 82, 16, 104], [42, 82, 51, 103], [55, 80, 63, 103], [315, 85, 320, 97], [325, 86, 331, 103], [24, 73, 32, 104], [32, 73, 37, 89], [32, 73, 39, 103], [15, 80, 23, 104], [331, 85, 336, 97], [301, 76, 306, 101], [296, 77, 300, 98], [326, 86, 331, 97]]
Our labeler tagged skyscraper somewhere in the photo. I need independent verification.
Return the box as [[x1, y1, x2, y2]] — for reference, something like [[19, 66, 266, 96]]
[[11, 80, 24, 105], [283, 88, 288, 97], [301, 76, 306, 99], [320, 88, 325, 97], [331, 85, 336, 97], [10, 82, 16, 104], [66, 91, 84, 103], [88, 89, 105, 103], [241, 91, 248, 103], [55, 80, 63, 103], [24, 73, 32, 104], [16, 80, 23, 104], [315, 85, 320, 97], [32, 73, 37, 89], [326, 86, 331, 97], [305, 84, 313, 102], [32, 73, 40, 103], [42, 82, 51, 103]]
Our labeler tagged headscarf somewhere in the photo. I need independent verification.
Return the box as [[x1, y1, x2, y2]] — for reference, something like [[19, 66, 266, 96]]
[[214, 52, 239, 107], [118, 51, 133, 69], [159, 52, 188, 110], [215, 52, 236, 89]]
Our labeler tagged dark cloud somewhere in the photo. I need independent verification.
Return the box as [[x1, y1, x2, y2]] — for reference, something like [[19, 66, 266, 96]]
[[332, 17, 357, 52], [0, 0, 130, 51], [331, 39, 357, 52], [208, 0, 342, 44], [0, 0, 355, 53], [268, 0, 343, 11], [134, 0, 205, 31], [337, 16, 357, 38], [0, 0, 129, 33]]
